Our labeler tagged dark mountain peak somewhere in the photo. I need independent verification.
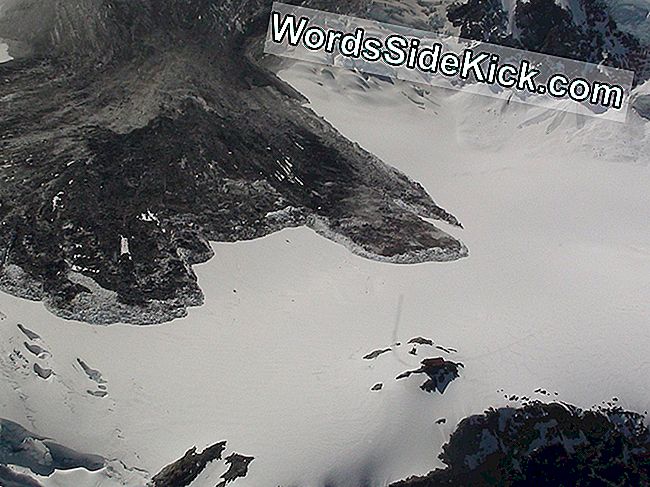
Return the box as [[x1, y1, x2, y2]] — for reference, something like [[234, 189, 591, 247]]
[[0, 1, 466, 324], [393, 401, 650, 486], [448, 0, 649, 83]]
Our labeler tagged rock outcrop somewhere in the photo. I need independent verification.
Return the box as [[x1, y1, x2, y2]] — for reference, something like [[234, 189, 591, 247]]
[[392, 401, 650, 486], [396, 357, 463, 394], [0, 465, 45, 487], [151, 442, 227, 487], [0, 0, 466, 325], [448, 0, 649, 84], [216, 453, 254, 487]]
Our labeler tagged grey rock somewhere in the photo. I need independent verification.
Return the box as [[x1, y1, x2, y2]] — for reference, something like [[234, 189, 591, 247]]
[[0, 0, 466, 325]]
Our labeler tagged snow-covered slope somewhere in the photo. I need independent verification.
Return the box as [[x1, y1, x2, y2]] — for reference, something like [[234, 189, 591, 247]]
[[0, 43, 9, 63], [2, 1, 650, 486], [2, 56, 650, 486]]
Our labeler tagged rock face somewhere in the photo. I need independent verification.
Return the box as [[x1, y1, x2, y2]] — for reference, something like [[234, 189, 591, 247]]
[[391, 402, 650, 486], [0, 0, 466, 325], [408, 337, 434, 346], [0, 465, 45, 487], [151, 442, 227, 487], [216, 453, 255, 487], [363, 347, 392, 360], [448, 0, 649, 83], [396, 357, 463, 394]]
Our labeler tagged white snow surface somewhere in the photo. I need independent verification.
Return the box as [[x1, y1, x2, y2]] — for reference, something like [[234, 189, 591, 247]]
[[1, 62, 650, 486], [0, 41, 10, 63]]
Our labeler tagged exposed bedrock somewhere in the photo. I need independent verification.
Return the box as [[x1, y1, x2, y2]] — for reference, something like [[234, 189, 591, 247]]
[[0, 465, 45, 487], [447, 0, 649, 83], [391, 401, 650, 486], [151, 442, 227, 487], [0, 0, 466, 325], [396, 357, 463, 394]]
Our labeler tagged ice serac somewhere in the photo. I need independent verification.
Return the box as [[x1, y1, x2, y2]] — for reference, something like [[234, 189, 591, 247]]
[[0, 418, 105, 476], [0, 1, 466, 325]]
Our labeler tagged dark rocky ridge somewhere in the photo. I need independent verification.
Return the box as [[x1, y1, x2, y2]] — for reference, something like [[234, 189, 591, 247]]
[[0, 465, 46, 487], [217, 453, 254, 487], [0, 0, 466, 324], [447, 0, 650, 84], [151, 442, 227, 487], [391, 401, 650, 486], [395, 357, 462, 394], [150, 442, 253, 487]]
